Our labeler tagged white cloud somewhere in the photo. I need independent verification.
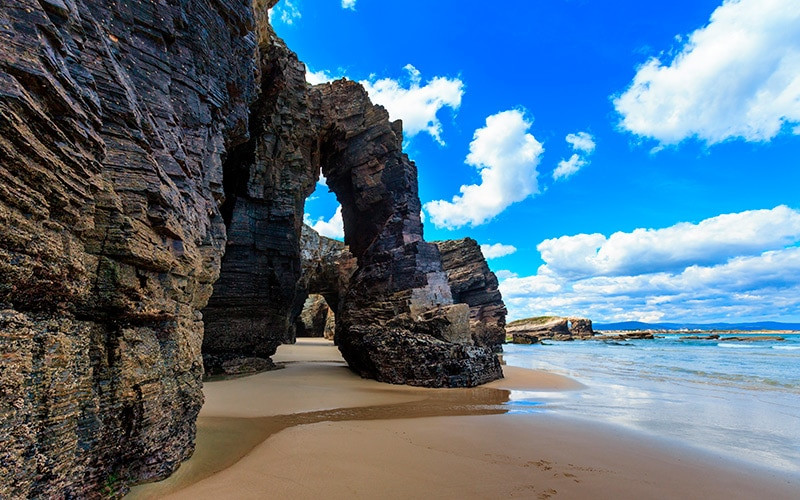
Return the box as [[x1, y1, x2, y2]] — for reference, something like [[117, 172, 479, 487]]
[[271, 0, 301, 25], [341, 0, 356, 10], [538, 206, 800, 277], [424, 109, 544, 229], [360, 65, 464, 144], [554, 131, 595, 181], [480, 243, 518, 259], [306, 69, 338, 85], [305, 206, 344, 240], [500, 206, 800, 323], [553, 154, 586, 181], [614, 0, 800, 145], [494, 270, 518, 281], [565, 132, 596, 154]]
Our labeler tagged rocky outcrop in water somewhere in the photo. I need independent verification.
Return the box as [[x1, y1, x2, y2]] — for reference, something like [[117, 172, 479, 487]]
[[435, 238, 507, 352], [0, 0, 263, 496], [0, 0, 505, 495], [508, 316, 595, 343]]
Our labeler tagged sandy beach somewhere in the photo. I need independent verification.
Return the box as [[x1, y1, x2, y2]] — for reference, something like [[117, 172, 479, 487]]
[[129, 339, 799, 499]]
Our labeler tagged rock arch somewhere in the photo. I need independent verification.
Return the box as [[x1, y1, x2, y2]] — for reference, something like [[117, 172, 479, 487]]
[[202, 43, 503, 386]]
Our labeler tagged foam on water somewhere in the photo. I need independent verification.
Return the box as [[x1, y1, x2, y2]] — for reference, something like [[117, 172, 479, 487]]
[[502, 334, 800, 473]]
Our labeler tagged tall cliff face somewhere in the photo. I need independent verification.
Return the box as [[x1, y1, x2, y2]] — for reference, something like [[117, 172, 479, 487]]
[[435, 238, 507, 352], [0, 0, 263, 496], [0, 0, 505, 495], [201, 25, 318, 368]]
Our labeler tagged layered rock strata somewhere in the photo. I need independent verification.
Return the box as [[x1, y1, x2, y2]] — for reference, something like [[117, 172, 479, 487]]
[[201, 23, 318, 372], [312, 82, 502, 387], [508, 316, 595, 343], [0, 0, 505, 495], [435, 238, 507, 351], [295, 294, 335, 339], [0, 0, 264, 496]]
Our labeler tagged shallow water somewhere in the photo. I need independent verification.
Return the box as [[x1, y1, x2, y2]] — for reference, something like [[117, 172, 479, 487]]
[[502, 334, 800, 473], [128, 383, 512, 498]]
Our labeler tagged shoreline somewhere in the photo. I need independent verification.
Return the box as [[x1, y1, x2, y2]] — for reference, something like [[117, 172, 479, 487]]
[[129, 339, 800, 499]]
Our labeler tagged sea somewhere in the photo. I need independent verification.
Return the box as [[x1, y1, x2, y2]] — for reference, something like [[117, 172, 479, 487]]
[[501, 334, 800, 474]]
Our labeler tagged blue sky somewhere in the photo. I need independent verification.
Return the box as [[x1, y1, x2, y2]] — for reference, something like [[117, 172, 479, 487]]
[[271, 0, 800, 323]]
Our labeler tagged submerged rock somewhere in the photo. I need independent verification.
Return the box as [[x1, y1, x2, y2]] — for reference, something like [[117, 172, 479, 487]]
[[508, 316, 596, 344]]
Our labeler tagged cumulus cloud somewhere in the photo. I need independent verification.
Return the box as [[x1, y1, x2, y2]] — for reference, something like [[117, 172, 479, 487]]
[[553, 154, 586, 181], [538, 206, 800, 277], [553, 132, 595, 181], [360, 65, 464, 144], [305, 206, 344, 240], [500, 206, 800, 322], [424, 109, 544, 229], [306, 68, 338, 85], [480, 243, 518, 259], [341, 0, 356, 9], [270, 0, 301, 25], [565, 132, 596, 154], [493, 270, 518, 281], [614, 0, 800, 145]]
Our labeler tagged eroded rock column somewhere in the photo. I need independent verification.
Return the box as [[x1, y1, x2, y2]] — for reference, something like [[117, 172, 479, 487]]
[[316, 81, 503, 387], [435, 238, 507, 352]]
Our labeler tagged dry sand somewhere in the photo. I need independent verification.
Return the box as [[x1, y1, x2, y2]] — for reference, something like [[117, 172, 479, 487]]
[[130, 339, 800, 499]]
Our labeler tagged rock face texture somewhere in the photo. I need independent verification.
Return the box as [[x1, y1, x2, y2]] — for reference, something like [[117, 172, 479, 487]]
[[0, 0, 504, 495], [201, 22, 318, 372], [296, 294, 334, 339], [312, 82, 502, 387], [199, 44, 504, 386], [508, 316, 595, 343], [435, 238, 507, 351], [299, 223, 356, 316], [0, 0, 264, 496]]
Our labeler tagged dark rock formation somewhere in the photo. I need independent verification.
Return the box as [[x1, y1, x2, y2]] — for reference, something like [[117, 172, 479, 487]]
[[201, 19, 318, 372], [199, 50, 504, 385], [0, 0, 263, 496], [435, 238, 507, 351], [296, 294, 333, 338], [568, 317, 594, 337], [299, 224, 356, 315], [342, 324, 503, 387], [1, 0, 505, 495], [508, 316, 595, 343], [311, 82, 502, 387]]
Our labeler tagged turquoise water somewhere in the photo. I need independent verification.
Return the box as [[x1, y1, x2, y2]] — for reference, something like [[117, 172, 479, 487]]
[[502, 334, 800, 473]]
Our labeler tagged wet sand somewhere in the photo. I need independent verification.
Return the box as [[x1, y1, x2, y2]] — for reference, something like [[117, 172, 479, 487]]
[[129, 339, 800, 499]]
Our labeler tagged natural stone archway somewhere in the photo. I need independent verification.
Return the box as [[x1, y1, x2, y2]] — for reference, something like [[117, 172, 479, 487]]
[[295, 295, 335, 339], [299, 223, 356, 317], [202, 36, 503, 385], [0, 0, 506, 495], [314, 81, 503, 387]]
